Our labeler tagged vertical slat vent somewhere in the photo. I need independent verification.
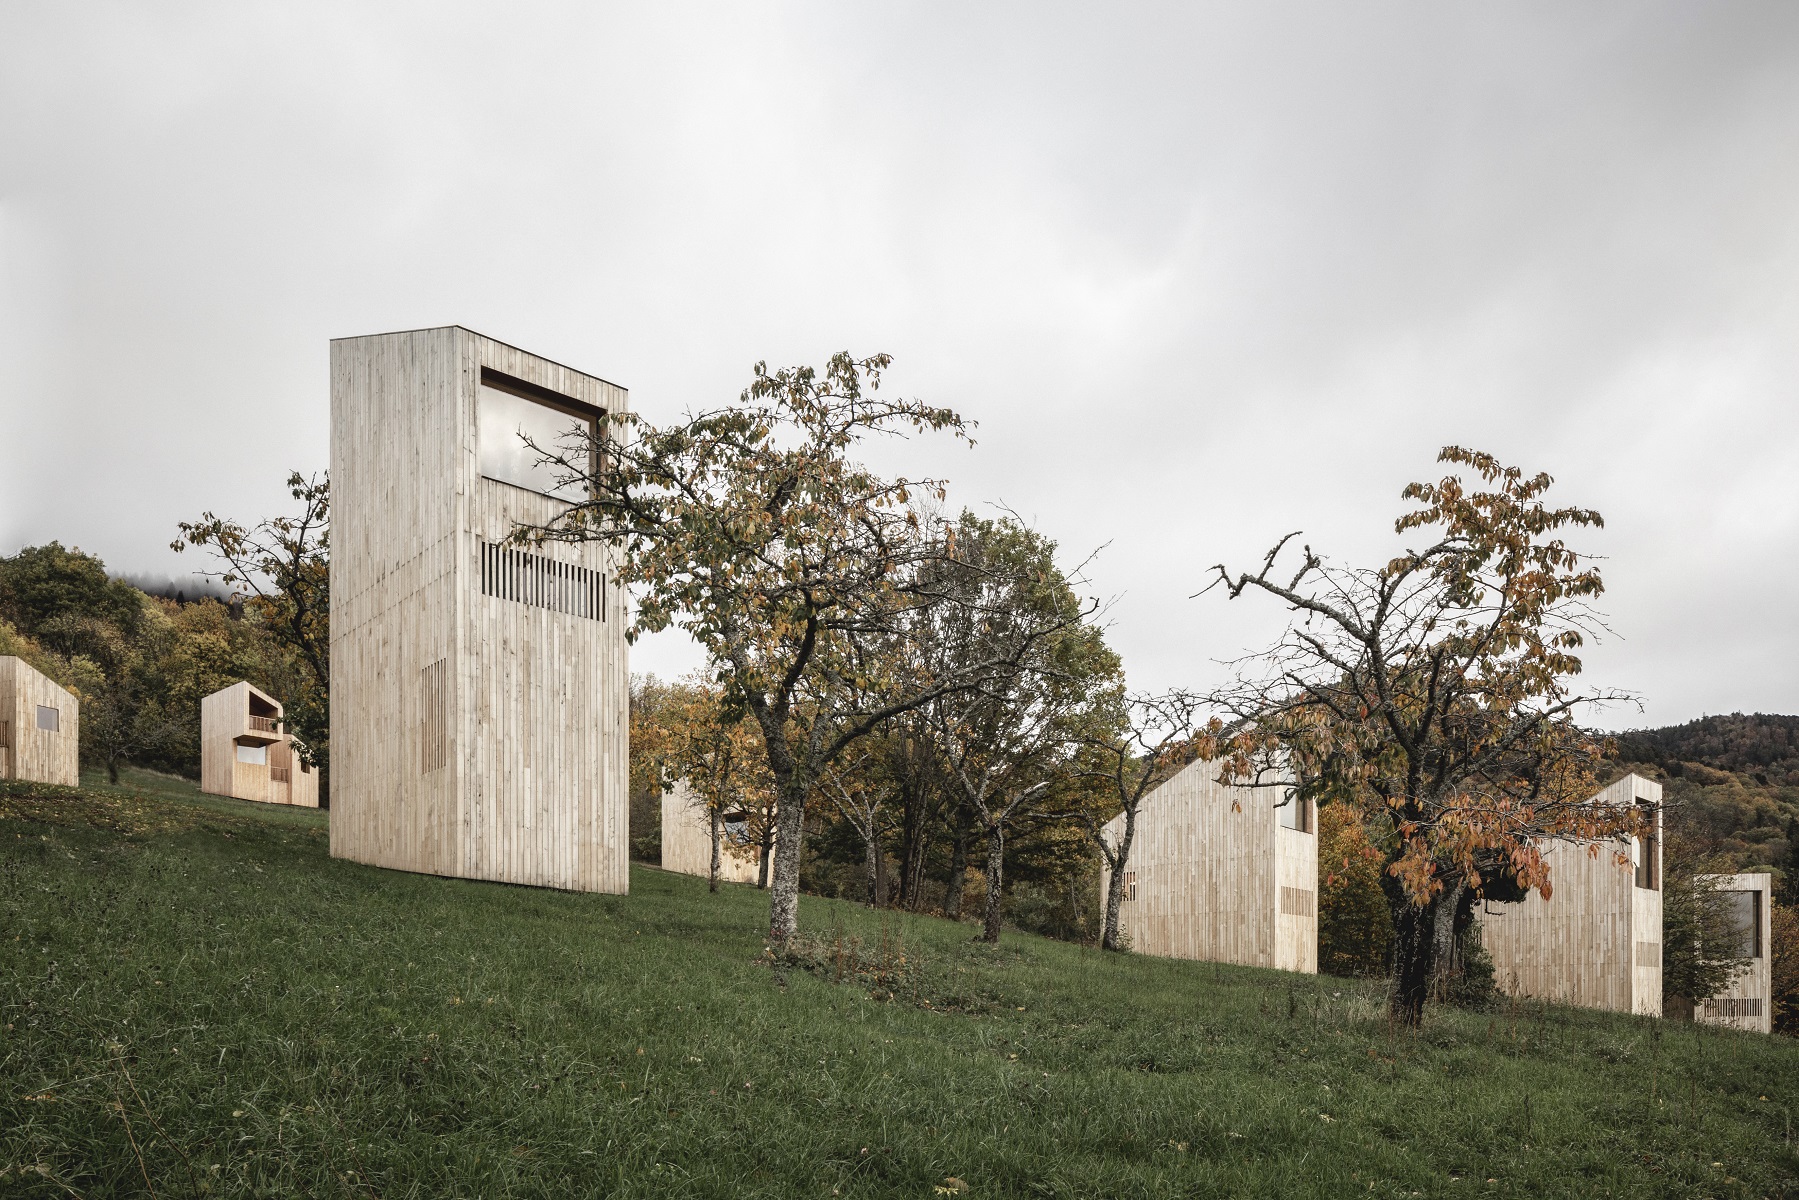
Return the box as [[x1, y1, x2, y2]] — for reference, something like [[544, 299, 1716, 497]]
[[480, 541, 606, 621], [420, 659, 448, 775]]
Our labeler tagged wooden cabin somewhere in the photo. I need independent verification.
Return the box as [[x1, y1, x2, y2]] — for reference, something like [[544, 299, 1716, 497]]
[[659, 779, 763, 885], [1099, 759, 1317, 973], [199, 681, 319, 807], [0, 656, 79, 787], [1694, 872, 1772, 1034], [329, 327, 630, 893], [1479, 773, 1664, 1017]]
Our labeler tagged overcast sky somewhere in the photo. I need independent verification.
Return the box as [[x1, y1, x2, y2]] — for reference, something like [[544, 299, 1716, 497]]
[[3, 2, 1796, 729]]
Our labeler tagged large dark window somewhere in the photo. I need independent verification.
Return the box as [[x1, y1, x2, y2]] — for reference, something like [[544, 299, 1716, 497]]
[[477, 370, 598, 502], [1725, 890, 1762, 959]]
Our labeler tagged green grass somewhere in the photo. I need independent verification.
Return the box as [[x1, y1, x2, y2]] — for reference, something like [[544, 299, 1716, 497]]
[[2, 776, 1795, 1198]]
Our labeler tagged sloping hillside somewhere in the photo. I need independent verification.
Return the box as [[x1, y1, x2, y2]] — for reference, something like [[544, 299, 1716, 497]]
[[3, 772, 1795, 1198]]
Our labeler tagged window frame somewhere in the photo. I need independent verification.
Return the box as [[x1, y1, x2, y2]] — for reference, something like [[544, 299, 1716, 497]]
[[476, 368, 605, 503]]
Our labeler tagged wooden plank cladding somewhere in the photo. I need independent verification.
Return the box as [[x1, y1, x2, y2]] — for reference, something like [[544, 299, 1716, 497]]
[[479, 541, 606, 621], [1100, 759, 1318, 974], [329, 327, 629, 895], [1478, 773, 1663, 1017], [199, 680, 320, 807], [659, 780, 762, 885], [0, 656, 80, 787]]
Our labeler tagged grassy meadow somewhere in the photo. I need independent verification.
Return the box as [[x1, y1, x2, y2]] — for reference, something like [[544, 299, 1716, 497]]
[[2, 771, 1795, 1198]]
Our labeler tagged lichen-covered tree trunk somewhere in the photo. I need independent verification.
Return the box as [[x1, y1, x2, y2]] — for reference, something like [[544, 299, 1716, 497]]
[[708, 806, 721, 894], [1100, 810, 1138, 951], [981, 821, 1006, 943], [768, 775, 809, 941]]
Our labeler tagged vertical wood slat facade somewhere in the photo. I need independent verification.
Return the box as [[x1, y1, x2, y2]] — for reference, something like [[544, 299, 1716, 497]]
[[659, 780, 761, 885], [1695, 872, 1772, 1034], [199, 681, 320, 807], [1100, 759, 1318, 974], [1479, 773, 1664, 1017], [329, 327, 629, 893], [0, 656, 80, 787]]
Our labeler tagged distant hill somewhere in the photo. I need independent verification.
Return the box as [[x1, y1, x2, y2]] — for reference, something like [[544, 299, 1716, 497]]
[[1614, 712, 1799, 787], [1611, 713, 1799, 878]]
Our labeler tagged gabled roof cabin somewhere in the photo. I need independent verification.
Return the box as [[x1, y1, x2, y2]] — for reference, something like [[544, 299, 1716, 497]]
[[0, 656, 79, 788]]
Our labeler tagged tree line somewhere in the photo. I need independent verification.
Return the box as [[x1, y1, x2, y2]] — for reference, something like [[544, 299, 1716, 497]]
[[5, 355, 1792, 1029]]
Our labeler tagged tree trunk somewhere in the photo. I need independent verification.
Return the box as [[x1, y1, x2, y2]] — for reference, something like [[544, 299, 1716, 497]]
[[107, 751, 121, 785], [1389, 896, 1440, 1026], [864, 818, 881, 907], [1428, 881, 1466, 999], [708, 806, 721, 894], [1100, 808, 1137, 951], [980, 820, 1005, 944], [944, 804, 971, 921], [767, 781, 807, 942]]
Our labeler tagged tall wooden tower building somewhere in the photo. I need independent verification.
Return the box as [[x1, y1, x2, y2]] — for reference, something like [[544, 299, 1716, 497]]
[[329, 327, 630, 893]]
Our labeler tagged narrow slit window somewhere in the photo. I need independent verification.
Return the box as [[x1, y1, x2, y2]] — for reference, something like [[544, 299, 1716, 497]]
[[1634, 802, 1660, 891], [420, 659, 448, 775]]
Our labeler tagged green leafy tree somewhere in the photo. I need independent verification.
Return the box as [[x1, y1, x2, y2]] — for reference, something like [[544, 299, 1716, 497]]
[[1201, 447, 1637, 1025], [173, 471, 329, 777], [1659, 828, 1753, 1015], [917, 513, 1114, 943]]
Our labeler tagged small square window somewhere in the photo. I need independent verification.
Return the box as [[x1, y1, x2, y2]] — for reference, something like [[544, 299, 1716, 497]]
[[36, 705, 59, 732]]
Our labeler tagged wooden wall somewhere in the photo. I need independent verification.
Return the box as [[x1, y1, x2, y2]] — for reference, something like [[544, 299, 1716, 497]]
[[659, 779, 761, 884], [329, 327, 629, 894], [1100, 759, 1317, 974], [199, 680, 320, 808], [1479, 773, 1663, 1017], [0, 656, 80, 787], [1696, 872, 1772, 1035]]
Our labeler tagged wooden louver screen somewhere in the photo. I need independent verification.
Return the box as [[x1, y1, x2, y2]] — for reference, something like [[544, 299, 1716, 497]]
[[480, 541, 605, 621], [420, 659, 448, 775], [1703, 997, 1763, 1019], [1279, 886, 1315, 917]]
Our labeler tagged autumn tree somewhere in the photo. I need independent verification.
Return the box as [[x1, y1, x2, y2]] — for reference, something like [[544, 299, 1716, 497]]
[[1201, 447, 1638, 1025], [173, 471, 330, 777], [519, 353, 1023, 941], [661, 678, 775, 892], [1316, 801, 1395, 976]]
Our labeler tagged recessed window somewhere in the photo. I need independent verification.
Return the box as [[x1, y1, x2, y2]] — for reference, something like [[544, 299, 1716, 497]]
[[36, 705, 59, 732], [478, 376, 596, 502], [236, 741, 268, 765], [1279, 792, 1313, 833], [1725, 890, 1762, 959]]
